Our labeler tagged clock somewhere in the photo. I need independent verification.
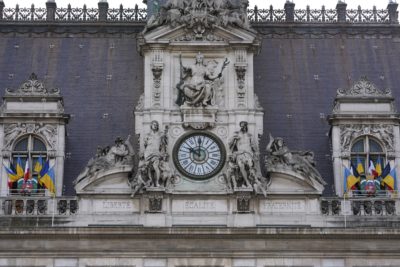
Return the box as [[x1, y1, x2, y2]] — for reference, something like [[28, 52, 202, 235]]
[[173, 132, 226, 180]]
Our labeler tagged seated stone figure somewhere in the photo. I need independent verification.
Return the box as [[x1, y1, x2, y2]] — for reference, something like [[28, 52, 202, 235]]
[[265, 134, 326, 187]]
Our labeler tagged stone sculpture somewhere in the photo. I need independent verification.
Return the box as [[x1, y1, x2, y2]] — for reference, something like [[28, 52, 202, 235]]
[[144, 0, 252, 36], [265, 134, 326, 187], [75, 136, 134, 183], [131, 121, 172, 196], [176, 52, 229, 107], [227, 121, 267, 196]]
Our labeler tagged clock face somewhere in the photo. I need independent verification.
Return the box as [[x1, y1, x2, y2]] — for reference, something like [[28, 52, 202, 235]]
[[173, 132, 226, 180]]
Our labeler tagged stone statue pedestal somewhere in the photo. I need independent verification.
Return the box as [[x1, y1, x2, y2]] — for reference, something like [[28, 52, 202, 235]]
[[181, 105, 218, 129], [233, 187, 254, 193]]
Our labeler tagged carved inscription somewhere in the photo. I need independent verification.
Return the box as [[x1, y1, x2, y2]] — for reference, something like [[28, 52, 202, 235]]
[[260, 200, 306, 213], [93, 200, 138, 213], [102, 201, 132, 209], [172, 199, 227, 213]]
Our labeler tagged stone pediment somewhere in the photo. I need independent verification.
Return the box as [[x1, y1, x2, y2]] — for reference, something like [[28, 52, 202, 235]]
[[74, 166, 132, 195], [267, 168, 325, 195], [140, 24, 260, 49], [5, 73, 61, 98], [336, 76, 392, 98]]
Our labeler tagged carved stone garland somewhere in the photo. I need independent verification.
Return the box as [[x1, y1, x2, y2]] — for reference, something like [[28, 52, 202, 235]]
[[151, 50, 164, 107], [235, 49, 247, 108]]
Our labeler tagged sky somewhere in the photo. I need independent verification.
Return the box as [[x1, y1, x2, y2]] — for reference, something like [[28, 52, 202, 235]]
[[1, 0, 395, 9]]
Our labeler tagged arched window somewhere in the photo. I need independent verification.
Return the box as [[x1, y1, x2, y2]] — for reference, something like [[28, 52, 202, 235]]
[[350, 136, 386, 173], [10, 135, 47, 194]]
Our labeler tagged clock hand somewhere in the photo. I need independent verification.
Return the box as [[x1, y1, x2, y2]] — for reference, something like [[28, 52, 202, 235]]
[[197, 136, 202, 155], [189, 147, 201, 156]]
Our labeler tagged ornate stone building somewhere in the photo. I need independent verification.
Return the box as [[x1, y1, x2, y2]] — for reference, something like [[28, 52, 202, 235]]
[[1, 0, 400, 266]]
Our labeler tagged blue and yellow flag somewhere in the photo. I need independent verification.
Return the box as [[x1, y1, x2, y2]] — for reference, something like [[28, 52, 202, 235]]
[[356, 157, 364, 175], [39, 166, 55, 194], [15, 157, 24, 178], [382, 168, 398, 191], [38, 160, 49, 186], [344, 166, 360, 193], [4, 164, 20, 186], [34, 156, 43, 174], [375, 156, 382, 177]]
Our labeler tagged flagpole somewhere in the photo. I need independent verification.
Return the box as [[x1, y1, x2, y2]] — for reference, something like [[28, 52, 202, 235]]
[[52, 191, 55, 227], [344, 193, 347, 228]]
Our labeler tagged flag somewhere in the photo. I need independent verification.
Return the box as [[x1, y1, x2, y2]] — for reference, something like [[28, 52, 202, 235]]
[[4, 164, 20, 188], [39, 166, 55, 194], [344, 166, 360, 193], [382, 168, 398, 191], [38, 160, 49, 186], [381, 162, 391, 179], [23, 160, 30, 181], [356, 157, 364, 175], [34, 156, 43, 174], [15, 157, 24, 178], [368, 160, 378, 178], [351, 162, 360, 178], [375, 156, 382, 176]]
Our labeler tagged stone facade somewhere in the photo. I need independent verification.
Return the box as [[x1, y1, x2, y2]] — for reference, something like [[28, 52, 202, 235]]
[[1, 0, 400, 266]]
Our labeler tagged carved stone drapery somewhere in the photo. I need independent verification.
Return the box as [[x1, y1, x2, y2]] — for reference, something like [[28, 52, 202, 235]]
[[339, 124, 395, 156], [336, 76, 391, 97], [3, 123, 58, 151]]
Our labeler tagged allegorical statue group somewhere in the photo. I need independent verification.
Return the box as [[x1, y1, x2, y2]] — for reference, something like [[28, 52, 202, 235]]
[[145, 0, 251, 34], [76, 51, 324, 196]]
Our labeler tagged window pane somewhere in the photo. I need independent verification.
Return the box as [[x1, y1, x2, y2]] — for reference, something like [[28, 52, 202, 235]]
[[369, 139, 383, 153], [351, 139, 364, 153], [14, 137, 28, 151], [33, 137, 46, 151]]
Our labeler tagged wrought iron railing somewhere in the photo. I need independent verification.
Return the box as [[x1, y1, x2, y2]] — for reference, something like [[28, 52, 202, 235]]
[[0, 3, 398, 24]]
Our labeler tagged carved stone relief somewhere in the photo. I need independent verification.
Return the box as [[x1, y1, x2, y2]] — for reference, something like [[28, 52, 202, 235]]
[[340, 124, 394, 154], [151, 49, 164, 107], [3, 123, 58, 150], [144, 0, 252, 36], [336, 76, 391, 97], [5, 73, 60, 97]]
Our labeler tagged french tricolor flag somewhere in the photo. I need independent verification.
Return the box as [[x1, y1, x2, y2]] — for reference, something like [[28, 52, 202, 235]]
[[23, 160, 30, 181]]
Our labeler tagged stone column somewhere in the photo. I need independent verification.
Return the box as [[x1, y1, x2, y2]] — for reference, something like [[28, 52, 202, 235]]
[[336, 1, 347, 23], [98, 0, 108, 22], [284, 1, 295, 22], [388, 1, 399, 24], [0, 1, 4, 21], [46, 0, 56, 21]]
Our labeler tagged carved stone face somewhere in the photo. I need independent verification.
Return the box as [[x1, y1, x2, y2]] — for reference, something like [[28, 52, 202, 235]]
[[239, 121, 248, 133], [151, 121, 159, 131], [195, 53, 204, 64]]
